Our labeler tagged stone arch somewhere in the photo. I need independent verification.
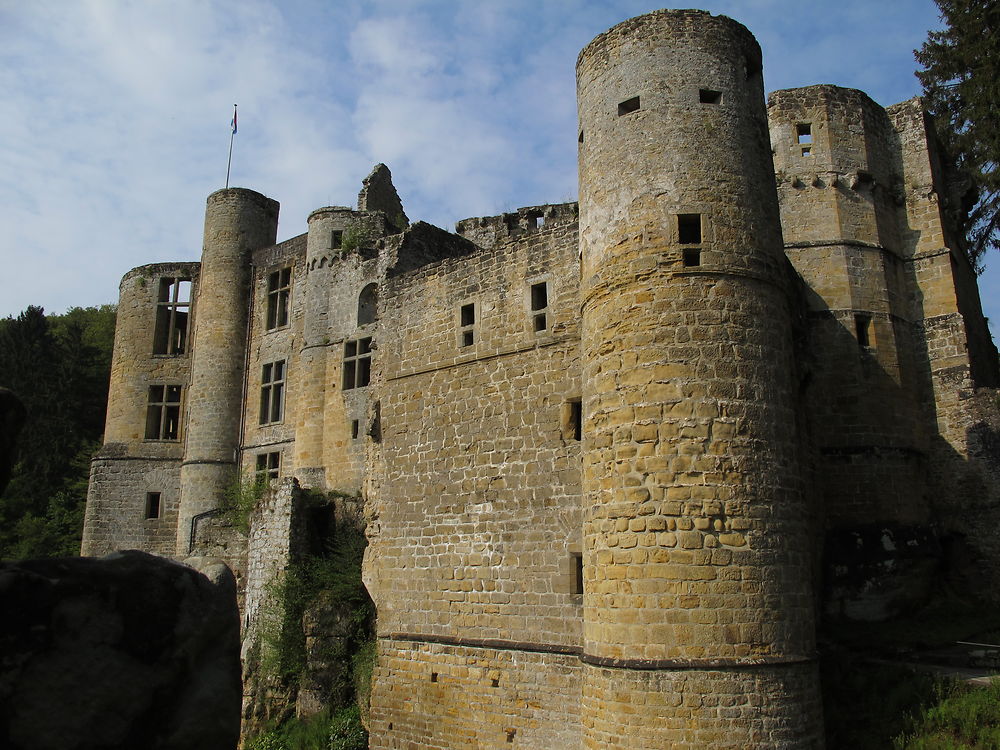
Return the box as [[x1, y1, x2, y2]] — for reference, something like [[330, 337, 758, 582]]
[[358, 283, 377, 326]]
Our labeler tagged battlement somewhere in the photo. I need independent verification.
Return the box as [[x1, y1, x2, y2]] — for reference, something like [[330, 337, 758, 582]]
[[455, 202, 578, 249]]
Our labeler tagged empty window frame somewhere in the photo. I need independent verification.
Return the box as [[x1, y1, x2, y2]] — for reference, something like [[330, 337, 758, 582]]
[[530, 282, 549, 332], [351, 419, 360, 440], [145, 492, 162, 519], [563, 398, 583, 442], [678, 214, 702, 245], [266, 268, 291, 330], [796, 123, 813, 144], [259, 360, 286, 424], [153, 278, 191, 355], [145, 384, 182, 440], [459, 303, 476, 347], [573, 553, 584, 595], [331, 230, 343, 249], [683, 248, 702, 267], [855, 314, 873, 348], [343, 338, 372, 389], [357, 283, 377, 326], [256, 451, 280, 481], [699, 89, 722, 104], [617, 96, 640, 116]]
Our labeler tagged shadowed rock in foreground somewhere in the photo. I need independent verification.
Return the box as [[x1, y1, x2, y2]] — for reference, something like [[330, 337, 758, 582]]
[[0, 551, 241, 750]]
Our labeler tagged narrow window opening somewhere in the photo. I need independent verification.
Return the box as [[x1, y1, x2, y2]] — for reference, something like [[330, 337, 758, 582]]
[[699, 89, 722, 104], [461, 303, 475, 327], [255, 451, 280, 481], [573, 553, 584, 595], [145, 492, 161, 519], [801, 147, 812, 157], [683, 248, 702, 267], [266, 267, 291, 330], [678, 214, 702, 244], [530, 282, 549, 333], [343, 338, 372, 389], [460, 303, 476, 347], [506, 729, 516, 743], [357, 283, 377, 326], [153, 278, 191, 355], [617, 96, 640, 116], [491, 678, 500, 688], [855, 314, 873, 348], [796, 123, 813, 144], [259, 360, 286, 424], [145, 384, 182, 440], [563, 398, 583, 442], [745, 54, 762, 79], [430, 672, 438, 683], [351, 419, 360, 440], [534, 214, 545, 229], [578, 130, 584, 144], [331, 230, 343, 249]]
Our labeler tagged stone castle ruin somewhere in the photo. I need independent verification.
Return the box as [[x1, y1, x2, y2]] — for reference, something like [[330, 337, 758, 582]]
[[82, 9, 1000, 748]]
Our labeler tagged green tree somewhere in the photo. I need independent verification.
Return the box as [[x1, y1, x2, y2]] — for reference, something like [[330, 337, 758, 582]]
[[0, 305, 116, 559], [915, 0, 1000, 272]]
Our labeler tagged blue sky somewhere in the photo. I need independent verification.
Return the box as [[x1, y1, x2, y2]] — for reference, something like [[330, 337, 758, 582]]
[[1, 0, 995, 338]]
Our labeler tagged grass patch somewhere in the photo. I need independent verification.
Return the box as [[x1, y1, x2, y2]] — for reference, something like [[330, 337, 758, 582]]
[[244, 705, 367, 750], [895, 679, 1000, 749]]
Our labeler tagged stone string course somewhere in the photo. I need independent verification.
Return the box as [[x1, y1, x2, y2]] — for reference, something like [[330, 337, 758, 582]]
[[83, 8, 999, 749]]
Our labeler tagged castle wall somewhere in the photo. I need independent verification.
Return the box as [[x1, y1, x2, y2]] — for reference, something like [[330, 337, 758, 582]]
[[366, 208, 584, 748], [177, 188, 279, 555], [769, 87, 930, 528], [576, 11, 821, 747], [81, 261, 197, 556]]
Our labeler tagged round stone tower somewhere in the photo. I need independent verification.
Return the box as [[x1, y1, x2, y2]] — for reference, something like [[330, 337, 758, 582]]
[[577, 11, 822, 747], [176, 188, 279, 555]]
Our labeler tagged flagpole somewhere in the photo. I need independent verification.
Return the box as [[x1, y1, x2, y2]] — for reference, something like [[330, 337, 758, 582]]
[[225, 104, 237, 188]]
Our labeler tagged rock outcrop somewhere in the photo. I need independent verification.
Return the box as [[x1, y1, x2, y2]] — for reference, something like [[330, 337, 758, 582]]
[[0, 550, 242, 750]]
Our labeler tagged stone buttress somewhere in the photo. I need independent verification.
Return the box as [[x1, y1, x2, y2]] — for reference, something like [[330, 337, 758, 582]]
[[576, 11, 822, 747]]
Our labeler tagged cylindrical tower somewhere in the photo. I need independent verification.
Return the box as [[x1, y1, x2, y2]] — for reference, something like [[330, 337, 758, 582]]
[[577, 11, 822, 747], [176, 188, 279, 555]]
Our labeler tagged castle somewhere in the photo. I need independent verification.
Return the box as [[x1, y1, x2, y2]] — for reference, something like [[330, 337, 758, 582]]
[[82, 9, 1000, 748]]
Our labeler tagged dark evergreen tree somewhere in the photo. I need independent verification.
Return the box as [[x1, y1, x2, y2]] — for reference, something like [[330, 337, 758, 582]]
[[915, 0, 1000, 271], [0, 305, 116, 559]]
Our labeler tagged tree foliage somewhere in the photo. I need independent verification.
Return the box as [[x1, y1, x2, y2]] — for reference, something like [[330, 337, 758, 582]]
[[915, 0, 1000, 272], [0, 305, 116, 559]]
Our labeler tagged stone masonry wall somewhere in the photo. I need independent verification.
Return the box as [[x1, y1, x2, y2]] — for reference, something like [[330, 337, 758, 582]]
[[365, 207, 583, 748]]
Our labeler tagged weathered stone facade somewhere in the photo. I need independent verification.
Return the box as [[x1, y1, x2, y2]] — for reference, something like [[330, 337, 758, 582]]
[[82, 9, 999, 748]]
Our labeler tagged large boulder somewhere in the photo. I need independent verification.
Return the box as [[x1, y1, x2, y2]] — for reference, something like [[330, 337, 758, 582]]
[[0, 387, 27, 495], [0, 550, 242, 750]]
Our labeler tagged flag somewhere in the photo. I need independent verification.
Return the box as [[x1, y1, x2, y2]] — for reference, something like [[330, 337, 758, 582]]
[[231, 105, 238, 135]]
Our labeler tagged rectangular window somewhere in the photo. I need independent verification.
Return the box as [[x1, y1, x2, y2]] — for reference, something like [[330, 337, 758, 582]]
[[331, 230, 343, 249], [796, 123, 813, 144], [563, 398, 582, 441], [617, 96, 640, 116], [145, 384, 182, 440], [259, 360, 286, 424], [460, 303, 476, 347], [573, 553, 584, 595], [343, 338, 372, 389], [683, 248, 702, 267], [351, 419, 360, 440], [530, 282, 549, 332], [855, 314, 873, 348], [145, 492, 161, 519], [256, 451, 280, 481], [678, 214, 702, 244], [699, 89, 722, 104], [266, 267, 291, 330], [153, 278, 191, 355]]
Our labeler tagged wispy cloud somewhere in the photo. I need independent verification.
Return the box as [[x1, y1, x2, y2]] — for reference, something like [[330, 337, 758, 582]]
[[1, 0, 994, 341]]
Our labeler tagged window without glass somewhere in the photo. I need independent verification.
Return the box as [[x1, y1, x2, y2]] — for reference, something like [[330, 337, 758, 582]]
[[855, 314, 873, 348], [530, 282, 549, 332], [460, 303, 476, 347], [358, 283, 377, 326], [331, 230, 343, 249], [259, 360, 286, 424], [256, 452, 280, 481], [618, 96, 640, 115], [153, 278, 191, 355], [796, 123, 813, 144], [266, 268, 291, 329], [699, 89, 722, 104], [678, 214, 702, 244], [145, 385, 182, 440], [343, 338, 372, 389], [145, 492, 161, 519]]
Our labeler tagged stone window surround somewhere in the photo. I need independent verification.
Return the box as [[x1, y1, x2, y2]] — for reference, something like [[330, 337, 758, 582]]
[[259, 360, 286, 425]]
